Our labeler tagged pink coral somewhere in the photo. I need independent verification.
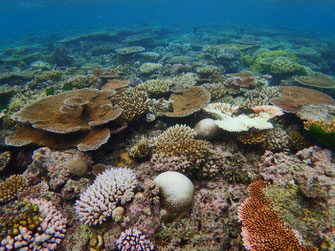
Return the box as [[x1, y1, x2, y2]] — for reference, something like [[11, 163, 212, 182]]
[[116, 228, 154, 251], [0, 198, 67, 251]]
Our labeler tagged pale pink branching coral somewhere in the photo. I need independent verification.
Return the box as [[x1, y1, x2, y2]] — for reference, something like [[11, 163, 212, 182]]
[[74, 167, 137, 226], [0, 198, 67, 251], [116, 228, 154, 251]]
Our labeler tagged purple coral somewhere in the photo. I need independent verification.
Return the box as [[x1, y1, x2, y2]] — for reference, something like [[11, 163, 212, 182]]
[[116, 228, 154, 251], [0, 198, 67, 251]]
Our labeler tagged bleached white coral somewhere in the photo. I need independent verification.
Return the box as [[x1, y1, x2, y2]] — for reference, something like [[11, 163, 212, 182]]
[[74, 167, 137, 225]]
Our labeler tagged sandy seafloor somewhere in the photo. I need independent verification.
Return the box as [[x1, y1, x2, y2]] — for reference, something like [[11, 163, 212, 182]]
[[0, 2, 335, 250]]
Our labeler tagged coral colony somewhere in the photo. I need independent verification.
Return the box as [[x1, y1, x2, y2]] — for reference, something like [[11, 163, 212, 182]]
[[0, 21, 335, 251]]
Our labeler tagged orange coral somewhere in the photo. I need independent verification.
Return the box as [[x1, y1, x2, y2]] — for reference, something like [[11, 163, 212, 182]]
[[303, 119, 335, 133], [160, 86, 210, 117], [238, 180, 316, 251]]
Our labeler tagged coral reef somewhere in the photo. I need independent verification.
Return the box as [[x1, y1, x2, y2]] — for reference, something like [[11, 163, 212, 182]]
[[0, 198, 67, 251], [116, 228, 154, 251], [136, 79, 172, 96], [25, 147, 92, 190], [0, 175, 26, 204], [74, 167, 137, 225], [6, 89, 123, 151], [238, 180, 316, 251], [160, 86, 210, 117]]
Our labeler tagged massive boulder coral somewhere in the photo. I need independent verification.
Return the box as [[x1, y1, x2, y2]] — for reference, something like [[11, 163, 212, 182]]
[[5, 89, 124, 151]]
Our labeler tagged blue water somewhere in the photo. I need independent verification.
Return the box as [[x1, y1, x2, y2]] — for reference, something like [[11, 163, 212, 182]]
[[1, 0, 335, 46]]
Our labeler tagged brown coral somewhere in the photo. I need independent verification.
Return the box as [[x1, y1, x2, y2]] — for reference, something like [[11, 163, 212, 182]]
[[237, 131, 266, 145], [238, 180, 316, 251], [0, 175, 26, 204], [111, 88, 148, 123], [226, 72, 256, 88], [6, 89, 123, 151], [272, 86, 335, 112], [295, 73, 335, 89], [160, 86, 210, 117]]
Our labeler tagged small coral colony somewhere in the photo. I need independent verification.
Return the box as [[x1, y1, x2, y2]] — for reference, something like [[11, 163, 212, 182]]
[[0, 24, 335, 250]]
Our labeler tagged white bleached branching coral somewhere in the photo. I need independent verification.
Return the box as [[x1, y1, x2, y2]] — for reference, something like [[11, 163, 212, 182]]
[[203, 102, 282, 132], [74, 167, 137, 226]]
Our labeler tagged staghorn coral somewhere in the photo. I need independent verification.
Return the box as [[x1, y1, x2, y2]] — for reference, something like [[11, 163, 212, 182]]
[[74, 167, 137, 226], [116, 228, 154, 251], [170, 73, 196, 93], [160, 86, 210, 117], [111, 88, 148, 123], [0, 175, 26, 204], [0, 198, 67, 251], [136, 79, 172, 96], [6, 89, 123, 151], [238, 180, 316, 251]]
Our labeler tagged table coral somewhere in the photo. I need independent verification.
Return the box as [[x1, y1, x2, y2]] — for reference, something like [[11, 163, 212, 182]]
[[160, 86, 210, 117]]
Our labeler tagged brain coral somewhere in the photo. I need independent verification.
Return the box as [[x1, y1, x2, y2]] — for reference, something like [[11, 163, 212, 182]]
[[5, 89, 124, 151], [74, 167, 137, 225]]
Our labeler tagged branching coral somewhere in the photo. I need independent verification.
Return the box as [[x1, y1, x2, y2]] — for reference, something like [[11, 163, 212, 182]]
[[74, 167, 137, 226], [0, 175, 26, 204], [136, 79, 172, 96], [116, 228, 154, 251], [0, 198, 67, 251], [150, 125, 222, 178], [238, 180, 316, 251]]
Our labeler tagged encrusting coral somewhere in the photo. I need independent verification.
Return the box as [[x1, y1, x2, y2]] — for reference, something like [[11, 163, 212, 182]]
[[5, 88, 124, 151], [74, 167, 137, 226], [238, 180, 317, 251]]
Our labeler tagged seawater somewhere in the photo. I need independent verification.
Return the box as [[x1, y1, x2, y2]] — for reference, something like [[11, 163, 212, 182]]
[[1, 0, 335, 45]]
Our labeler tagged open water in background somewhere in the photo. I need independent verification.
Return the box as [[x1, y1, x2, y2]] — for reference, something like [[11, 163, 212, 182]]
[[1, 0, 335, 46]]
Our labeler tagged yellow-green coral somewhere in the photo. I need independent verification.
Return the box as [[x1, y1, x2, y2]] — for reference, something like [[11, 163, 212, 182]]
[[129, 136, 151, 158], [0, 198, 42, 238], [112, 88, 148, 123], [247, 49, 288, 72], [0, 175, 27, 204], [34, 69, 62, 82], [136, 79, 172, 96]]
